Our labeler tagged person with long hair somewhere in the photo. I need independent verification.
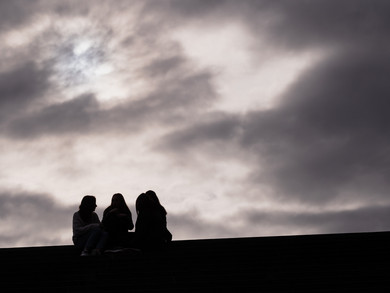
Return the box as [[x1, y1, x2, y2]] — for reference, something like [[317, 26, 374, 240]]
[[145, 190, 167, 215], [134, 191, 172, 251], [72, 195, 107, 256], [102, 193, 134, 248]]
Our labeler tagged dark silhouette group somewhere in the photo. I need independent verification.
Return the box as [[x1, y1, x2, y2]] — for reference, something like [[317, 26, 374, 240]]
[[72, 190, 172, 256]]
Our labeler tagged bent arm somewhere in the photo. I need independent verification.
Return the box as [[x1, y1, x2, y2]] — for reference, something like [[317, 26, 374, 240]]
[[72, 213, 100, 237]]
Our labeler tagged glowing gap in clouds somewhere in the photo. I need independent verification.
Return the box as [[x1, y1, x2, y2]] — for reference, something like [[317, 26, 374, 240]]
[[47, 18, 133, 104], [55, 37, 107, 86]]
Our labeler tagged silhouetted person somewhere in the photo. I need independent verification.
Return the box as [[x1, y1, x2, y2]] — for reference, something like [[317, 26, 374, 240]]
[[145, 190, 172, 242], [102, 193, 134, 248], [133, 191, 172, 251], [72, 195, 107, 256]]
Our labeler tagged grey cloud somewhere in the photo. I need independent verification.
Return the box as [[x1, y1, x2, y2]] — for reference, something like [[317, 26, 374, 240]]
[[142, 56, 187, 78], [90, 69, 217, 135], [158, 113, 241, 151], [150, 0, 390, 50], [3, 0, 390, 243], [253, 0, 390, 50], [160, 0, 227, 16], [5, 1, 390, 54], [7, 93, 99, 138], [1, 2, 218, 140], [244, 204, 390, 235], [0, 190, 74, 247], [168, 211, 235, 239], [0, 0, 40, 31], [138, 1, 390, 206], [125, 70, 216, 119], [157, 46, 390, 204], [0, 189, 236, 246], [0, 0, 105, 32], [143, 0, 230, 21], [5, 66, 216, 139], [242, 49, 390, 203], [0, 62, 51, 120]]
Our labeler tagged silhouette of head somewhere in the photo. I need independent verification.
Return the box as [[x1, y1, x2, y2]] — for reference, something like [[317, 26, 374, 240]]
[[145, 190, 167, 215], [79, 195, 97, 213], [111, 193, 126, 209], [135, 193, 152, 214], [145, 190, 160, 204]]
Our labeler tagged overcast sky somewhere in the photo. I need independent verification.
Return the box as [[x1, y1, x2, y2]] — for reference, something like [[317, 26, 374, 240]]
[[1, 0, 390, 248]]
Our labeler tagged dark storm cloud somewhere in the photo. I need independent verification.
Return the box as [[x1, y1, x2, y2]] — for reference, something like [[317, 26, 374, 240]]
[[241, 48, 390, 203], [0, 62, 51, 122], [247, 0, 390, 50], [6, 93, 99, 138], [0, 190, 74, 247]]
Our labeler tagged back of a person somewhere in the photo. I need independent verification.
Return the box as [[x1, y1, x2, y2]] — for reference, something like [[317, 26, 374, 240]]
[[135, 207, 166, 250], [102, 201, 134, 248]]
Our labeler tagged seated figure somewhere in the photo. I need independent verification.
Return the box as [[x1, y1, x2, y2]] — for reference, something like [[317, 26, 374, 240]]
[[72, 195, 107, 256], [133, 190, 172, 251], [102, 193, 134, 248]]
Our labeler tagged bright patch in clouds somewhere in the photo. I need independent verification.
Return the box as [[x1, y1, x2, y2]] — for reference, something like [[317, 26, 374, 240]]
[[173, 23, 325, 112], [73, 39, 93, 56]]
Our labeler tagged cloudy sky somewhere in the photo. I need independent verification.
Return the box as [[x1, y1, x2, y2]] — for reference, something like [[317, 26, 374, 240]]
[[1, 0, 390, 247]]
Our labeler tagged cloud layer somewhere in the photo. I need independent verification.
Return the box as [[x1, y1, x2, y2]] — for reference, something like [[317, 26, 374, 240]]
[[1, 0, 390, 247], [0, 191, 74, 247]]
